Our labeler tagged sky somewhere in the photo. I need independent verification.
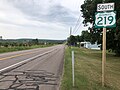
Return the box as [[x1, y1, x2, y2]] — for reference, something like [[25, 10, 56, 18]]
[[0, 0, 88, 40]]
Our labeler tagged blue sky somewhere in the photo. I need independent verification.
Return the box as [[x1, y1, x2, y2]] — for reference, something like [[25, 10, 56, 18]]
[[0, 0, 87, 40]]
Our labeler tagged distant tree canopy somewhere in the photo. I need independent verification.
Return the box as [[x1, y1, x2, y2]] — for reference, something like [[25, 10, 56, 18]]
[[0, 39, 65, 48], [81, 0, 120, 56], [31, 38, 39, 45], [67, 30, 92, 46]]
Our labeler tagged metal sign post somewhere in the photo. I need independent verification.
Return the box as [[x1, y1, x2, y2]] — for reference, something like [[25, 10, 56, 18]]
[[95, 2, 116, 87]]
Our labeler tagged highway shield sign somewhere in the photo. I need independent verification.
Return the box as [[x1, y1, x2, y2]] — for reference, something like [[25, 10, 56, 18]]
[[95, 11, 116, 28]]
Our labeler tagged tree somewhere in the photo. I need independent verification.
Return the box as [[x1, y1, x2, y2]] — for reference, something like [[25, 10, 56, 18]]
[[81, 0, 120, 56], [67, 35, 77, 46], [81, 31, 91, 42], [31, 38, 39, 45], [67, 31, 91, 47]]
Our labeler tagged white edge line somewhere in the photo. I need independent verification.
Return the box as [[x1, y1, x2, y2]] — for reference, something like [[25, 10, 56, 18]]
[[0, 49, 57, 74]]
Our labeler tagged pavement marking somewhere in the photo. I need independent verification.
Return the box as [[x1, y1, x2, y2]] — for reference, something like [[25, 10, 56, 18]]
[[0, 51, 36, 61], [0, 49, 57, 73]]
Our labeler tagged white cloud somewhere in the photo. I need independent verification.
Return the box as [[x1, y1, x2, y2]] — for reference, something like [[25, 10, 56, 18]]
[[60, 0, 83, 11], [0, 0, 86, 40]]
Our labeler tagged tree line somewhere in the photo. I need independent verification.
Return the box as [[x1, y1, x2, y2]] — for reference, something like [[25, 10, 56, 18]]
[[0, 39, 64, 47], [67, 30, 93, 46]]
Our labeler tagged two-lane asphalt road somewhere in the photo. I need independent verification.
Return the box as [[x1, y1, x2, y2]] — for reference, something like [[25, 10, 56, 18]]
[[0, 45, 65, 90]]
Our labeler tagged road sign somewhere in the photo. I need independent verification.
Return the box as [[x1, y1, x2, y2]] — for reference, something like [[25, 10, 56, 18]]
[[95, 11, 116, 28], [96, 2, 116, 87], [97, 3, 114, 12]]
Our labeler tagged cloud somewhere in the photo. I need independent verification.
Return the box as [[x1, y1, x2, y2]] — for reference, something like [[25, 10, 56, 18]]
[[0, 0, 85, 39], [9, 0, 78, 26], [46, 5, 77, 25]]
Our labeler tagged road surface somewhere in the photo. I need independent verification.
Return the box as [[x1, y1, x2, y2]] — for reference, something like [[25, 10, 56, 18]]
[[0, 45, 65, 90]]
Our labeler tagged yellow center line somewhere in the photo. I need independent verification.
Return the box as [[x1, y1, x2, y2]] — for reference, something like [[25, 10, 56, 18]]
[[0, 51, 36, 61]]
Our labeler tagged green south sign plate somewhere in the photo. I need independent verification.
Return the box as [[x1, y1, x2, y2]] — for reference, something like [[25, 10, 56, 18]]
[[95, 11, 116, 28]]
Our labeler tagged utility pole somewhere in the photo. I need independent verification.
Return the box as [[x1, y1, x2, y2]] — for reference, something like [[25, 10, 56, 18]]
[[70, 27, 72, 37], [69, 27, 72, 48]]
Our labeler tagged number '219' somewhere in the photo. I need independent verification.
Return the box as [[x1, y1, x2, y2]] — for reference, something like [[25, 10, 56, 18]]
[[97, 16, 114, 25]]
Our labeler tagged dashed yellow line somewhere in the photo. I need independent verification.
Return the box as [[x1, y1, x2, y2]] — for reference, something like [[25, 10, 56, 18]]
[[0, 52, 36, 61]]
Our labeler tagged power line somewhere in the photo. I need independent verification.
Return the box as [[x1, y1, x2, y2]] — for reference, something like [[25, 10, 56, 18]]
[[73, 22, 83, 34], [72, 13, 82, 35], [72, 14, 81, 34]]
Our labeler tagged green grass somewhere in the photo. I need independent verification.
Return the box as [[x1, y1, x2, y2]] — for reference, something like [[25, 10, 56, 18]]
[[61, 47, 120, 90], [0, 45, 52, 53]]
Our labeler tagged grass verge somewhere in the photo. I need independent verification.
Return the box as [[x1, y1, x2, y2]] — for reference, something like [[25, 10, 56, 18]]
[[0, 45, 52, 53], [61, 47, 120, 90]]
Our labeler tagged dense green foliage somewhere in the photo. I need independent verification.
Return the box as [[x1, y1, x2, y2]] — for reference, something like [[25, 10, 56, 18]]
[[81, 0, 120, 56], [67, 30, 95, 46]]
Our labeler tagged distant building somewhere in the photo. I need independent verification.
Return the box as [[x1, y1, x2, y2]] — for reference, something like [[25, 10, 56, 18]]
[[80, 41, 101, 50]]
